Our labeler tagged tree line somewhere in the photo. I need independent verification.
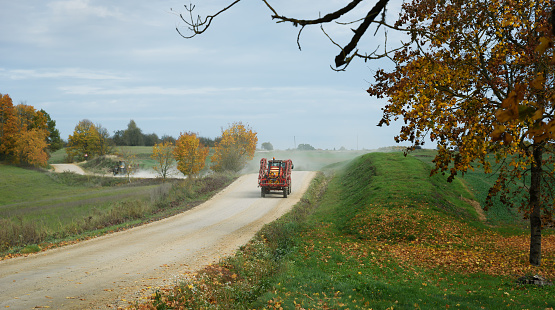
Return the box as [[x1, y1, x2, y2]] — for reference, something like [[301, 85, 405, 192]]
[[64, 119, 221, 162], [0, 95, 256, 175], [104, 119, 219, 148], [151, 122, 257, 179], [66, 120, 257, 177]]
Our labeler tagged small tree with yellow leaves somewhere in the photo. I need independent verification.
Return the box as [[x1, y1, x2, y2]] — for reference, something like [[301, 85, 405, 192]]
[[173, 132, 209, 178], [210, 122, 257, 173], [152, 141, 175, 179]]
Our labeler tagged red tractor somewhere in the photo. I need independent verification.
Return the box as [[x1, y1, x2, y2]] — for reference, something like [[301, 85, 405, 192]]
[[258, 157, 293, 198]]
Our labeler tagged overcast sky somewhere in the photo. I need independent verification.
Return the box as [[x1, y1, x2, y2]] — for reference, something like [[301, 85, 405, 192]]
[[1, 0, 411, 150]]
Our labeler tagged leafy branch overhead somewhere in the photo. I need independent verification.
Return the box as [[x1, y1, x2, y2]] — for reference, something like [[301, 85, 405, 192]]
[[367, 0, 555, 266], [173, 0, 392, 69]]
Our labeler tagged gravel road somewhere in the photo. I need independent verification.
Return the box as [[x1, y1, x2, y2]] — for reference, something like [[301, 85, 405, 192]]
[[51, 163, 87, 175], [0, 171, 316, 309]]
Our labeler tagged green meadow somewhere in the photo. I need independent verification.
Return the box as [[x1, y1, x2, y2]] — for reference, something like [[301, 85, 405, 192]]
[[0, 152, 235, 256]]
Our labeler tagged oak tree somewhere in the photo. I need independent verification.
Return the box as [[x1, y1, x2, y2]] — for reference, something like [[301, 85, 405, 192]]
[[367, 0, 555, 265], [173, 132, 209, 178]]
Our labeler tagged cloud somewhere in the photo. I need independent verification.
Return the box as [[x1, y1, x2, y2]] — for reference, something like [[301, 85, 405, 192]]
[[48, 0, 123, 19], [0, 68, 129, 80], [129, 45, 205, 59], [56, 84, 360, 98]]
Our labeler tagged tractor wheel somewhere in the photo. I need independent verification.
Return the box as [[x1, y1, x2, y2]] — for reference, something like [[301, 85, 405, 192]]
[[261, 188, 266, 198], [283, 188, 288, 198]]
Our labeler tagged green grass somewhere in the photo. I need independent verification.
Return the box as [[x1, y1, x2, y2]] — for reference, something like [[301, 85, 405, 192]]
[[0, 163, 235, 255], [138, 152, 555, 309], [115, 146, 154, 159], [0, 164, 99, 205], [410, 149, 527, 227], [48, 148, 67, 164]]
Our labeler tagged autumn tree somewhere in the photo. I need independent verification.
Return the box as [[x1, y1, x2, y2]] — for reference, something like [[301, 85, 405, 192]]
[[152, 141, 175, 179], [12, 129, 49, 167], [66, 120, 111, 162], [0, 96, 49, 167], [210, 122, 257, 173], [13, 104, 49, 166], [0, 94, 18, 161], [367, 0, 555, 265], [173, 132, 209, 178]]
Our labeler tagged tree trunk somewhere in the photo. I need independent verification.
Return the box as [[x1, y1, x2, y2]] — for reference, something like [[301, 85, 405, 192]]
[[529, 145, 543, 266]]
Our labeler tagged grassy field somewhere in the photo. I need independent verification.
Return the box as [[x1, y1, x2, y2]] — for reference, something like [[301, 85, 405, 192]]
[[135, 152, 555, 309], [0, 161, 235, 256]]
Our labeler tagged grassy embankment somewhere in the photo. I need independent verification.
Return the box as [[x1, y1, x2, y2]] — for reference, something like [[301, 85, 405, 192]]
[[134, 151, 555, 309], [0, 150, 235, 257]]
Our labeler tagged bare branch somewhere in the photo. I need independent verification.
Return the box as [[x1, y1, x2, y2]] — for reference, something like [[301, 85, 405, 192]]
[[262, 0, 366, 26], [176, 1, 242, 39], [176, 0, 393, 68], [334, 0, 390, 67]]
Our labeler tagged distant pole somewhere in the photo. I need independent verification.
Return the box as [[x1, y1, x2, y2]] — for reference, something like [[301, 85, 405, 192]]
[[294, 136, 296, 149], [357, 134, 359, 151]]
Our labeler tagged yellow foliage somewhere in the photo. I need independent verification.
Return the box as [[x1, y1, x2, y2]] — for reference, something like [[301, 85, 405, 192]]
[[152, 141, 175, 179], [66, 120, 103, 161], [210, 122, 258, 173], [0, 94, 49, 166], [173, 132, 209, 178]]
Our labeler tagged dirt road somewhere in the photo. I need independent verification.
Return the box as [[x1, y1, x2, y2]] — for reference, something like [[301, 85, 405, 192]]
[[51, 163, 87, 175], [0, 171, 316, 309]]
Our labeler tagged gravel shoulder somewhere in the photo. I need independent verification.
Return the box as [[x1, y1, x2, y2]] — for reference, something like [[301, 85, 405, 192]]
[[0, 171, 316, 309]]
